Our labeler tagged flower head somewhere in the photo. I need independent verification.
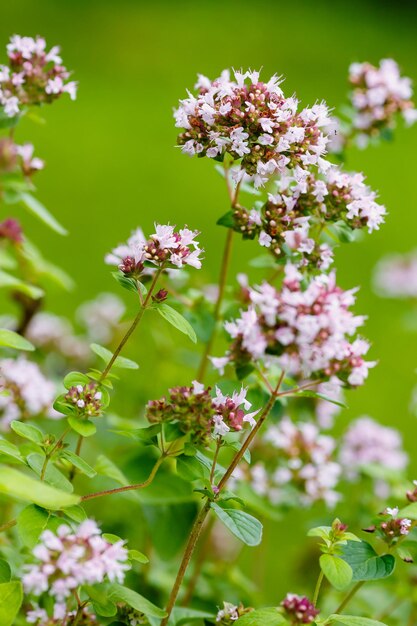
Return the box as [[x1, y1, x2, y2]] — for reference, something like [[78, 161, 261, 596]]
[[23, 520, 129, 605], [348, 59, 417, 144], [65, 382, 103, 418], [105, 224, 203, 277], [215, 266, 375, 387], [175, 69, 331, 187], [374, 251, 417, 299], [281, 593, 319, 624], [146, 382, 258, 445], [0, 357, 57, 429], [0, 35, 76, 117]]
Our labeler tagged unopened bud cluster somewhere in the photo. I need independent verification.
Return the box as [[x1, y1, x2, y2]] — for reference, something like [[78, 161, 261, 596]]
[[281, 593, 319, 624], [65, 382, 102, 417], [146, 381, 258, 444], [216, 602, 252, 624]]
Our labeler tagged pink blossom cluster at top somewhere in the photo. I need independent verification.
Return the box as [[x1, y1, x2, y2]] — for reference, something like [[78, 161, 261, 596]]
[[349, 59, 417, 142], [339, 416, 408, 479], [146, 381, 258, 445], [249, 417, 341, 507], [213, 265, 375, 387], [281, 593, 319, 624], [0, 357, 57, 429], [373, 251, 417, 299], [0, 35, 76, 117], [23, 520, 129, 623], [105, 224, 203, 276], [175, 69, 332, 188], [232, 167, 385, 271]]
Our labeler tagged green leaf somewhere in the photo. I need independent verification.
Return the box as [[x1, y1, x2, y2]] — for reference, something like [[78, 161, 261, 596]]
[[20, 192, 67, 236], [294, 390, 347, 409], [90, 343, 139, 369], [0, 561, 11, 583], [0, 329, 34, 351], [0, 438, 25, 464], [107, 583, 167, 618], [63, 371, 90, 389], [27, 453, 74, 492], [84, 584, 117, 617], [399, 502, 417, 519], [320, 554, 352, 590], [171, 607, 217, 624], [63, 504, 87, 523], [0, 581, 23, 626], [62, 451, 96, 478], [10, 421, 44, 444], [17, 504, 51, 548], [0, 465, 79, 509], [0, 269, 44, 300], [216, 210, 235, 228], [128, 549, 149, 564], [176, 455, 208, 482], [236, 608, 288, 625], [68, 416, 97, 437], [211, 502, 263, 546], [0, 110, 19, 130], [341, 541, 395, 581], [156, 303, 197, 343], [327, 616, 387, 626], [112, 271, 140, 294]]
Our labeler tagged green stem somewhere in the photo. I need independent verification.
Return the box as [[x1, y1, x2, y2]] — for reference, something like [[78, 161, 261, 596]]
[[196, 171, 241, 383], [160, 372, 284, 625], [0, 519, 16, 533], [40, 426, 71, 481], [334, 581, 365, 614], [69, 433, 84, 482], [81, 455, 166, 502], [313, 570, 324, 607], [99, 266, 164, 382]]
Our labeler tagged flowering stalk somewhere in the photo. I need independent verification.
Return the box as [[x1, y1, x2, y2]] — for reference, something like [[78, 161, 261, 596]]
[[196, 168, 241, 382], [99, 265, 164, 382], [160, 371, 285, 625]]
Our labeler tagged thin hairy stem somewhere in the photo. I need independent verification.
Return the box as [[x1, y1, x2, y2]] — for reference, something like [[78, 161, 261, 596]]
[[181, 514, 216, 606], [100, 266, 164, 382], [69, 434, 84, 482], [334, 581, 365, 614], [81, 455, 166, 502], [0, 519, 17, 533], [160, 500, 211, 626], [196, 169, 241, 383], [160, 371, 284, 624], [209, 437, 222, 484], [40, 426, 71, 481], [313, 570, 324, 607]]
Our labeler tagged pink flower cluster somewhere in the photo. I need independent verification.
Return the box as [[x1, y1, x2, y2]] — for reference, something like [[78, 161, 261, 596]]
[[106, 224, 203, 276], [175, 69, 331, 187], [146, 381, 258, 445], [0, 138, 44, 177], [23, 520, 129, 619], [0, 217, 23, 243], [214, 266, 374, 387], [250, 417, 341, 507], [232, 167, 385, 270], [0, 357, 57, 429], [26, 604, 96, 625], [349, 59, 417, 143], [340, 416, 408, 480], [281, 593, 319, 624], [374, 251, 417, 299], [0, 35, 76, 117], [26, 312, 90, 362]]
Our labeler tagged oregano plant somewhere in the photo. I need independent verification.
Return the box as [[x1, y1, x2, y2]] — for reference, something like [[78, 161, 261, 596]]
[[0, 33, 416, 626]]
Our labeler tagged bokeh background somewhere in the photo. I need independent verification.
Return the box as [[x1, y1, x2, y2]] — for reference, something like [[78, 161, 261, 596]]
[[2, 0, 417, 607]]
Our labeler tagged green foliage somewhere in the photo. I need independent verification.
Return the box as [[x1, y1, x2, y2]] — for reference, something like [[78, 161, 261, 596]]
[[10, 420, 44, 444], [0, 466, 79, 508], [0, 329, 34, 351], [319, 553, 353, 590], [155, 303, 197, 343], [236, 608, 288, 625], [107, 583, 167, 618], [211, 502, 263, 546], [90, 342, 139, 369], [20, 192, 68, 235], [0, 581, 23, 626], [341, 541, 396, 581], [326, 616, 387, 626], [68, 415, 97, 437]]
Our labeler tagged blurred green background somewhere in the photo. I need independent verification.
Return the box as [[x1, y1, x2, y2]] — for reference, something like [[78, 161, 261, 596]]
[[2, 0, 417, 606]]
